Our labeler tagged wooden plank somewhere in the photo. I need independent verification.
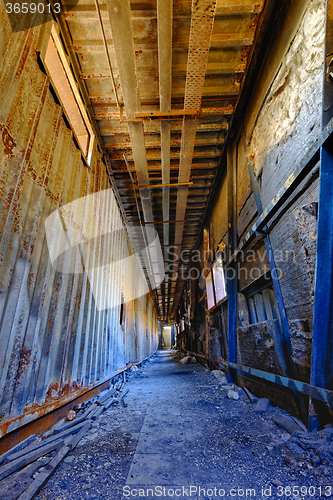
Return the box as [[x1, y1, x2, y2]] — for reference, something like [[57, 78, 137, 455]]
[[0, 435, 36, 465], [96, 388, 116, 404], [90, 406, 104, 420], [253, 294, 266, 322], [6, 421, 86, 463], [80, 403, 97, 419], [51, 415, 88, 435], [104, 398, 118, 410], [262, 289, 274, 321], [243, 387, 257, 403], [67, 422, 91, 451], [248, 298, 257, 323], [0, 439, 65, 481], [17, 446, 70, 500]]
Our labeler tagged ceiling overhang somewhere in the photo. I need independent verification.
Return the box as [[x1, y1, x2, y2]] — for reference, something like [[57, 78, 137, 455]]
[[60, 0, 270, 321]]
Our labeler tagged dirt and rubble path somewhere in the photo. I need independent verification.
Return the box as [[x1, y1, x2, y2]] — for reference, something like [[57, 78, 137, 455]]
[[36, 351, 332, 500]]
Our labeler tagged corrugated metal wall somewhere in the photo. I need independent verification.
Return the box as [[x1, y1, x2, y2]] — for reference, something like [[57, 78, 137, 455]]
[[0, 9, 158, 437]]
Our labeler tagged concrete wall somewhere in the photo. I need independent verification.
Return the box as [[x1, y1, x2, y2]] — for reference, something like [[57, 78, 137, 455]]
[[0, 11, 158, 437]]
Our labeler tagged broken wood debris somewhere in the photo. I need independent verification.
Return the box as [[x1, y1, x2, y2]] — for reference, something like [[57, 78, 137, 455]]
[[17, 446, 71, 500], [0, 378, 130, 498], [0, 457, 51, 500], [96, 387, 116, 405], [243, 387, 258, 403], [0, 439, 66, 481], [7, 421, 89, 464], [0, 435, 36, 465]]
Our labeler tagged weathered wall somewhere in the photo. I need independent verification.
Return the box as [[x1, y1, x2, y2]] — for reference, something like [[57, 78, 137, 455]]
[[0, 9, 158, 437], [211, 0, 324, 339], [242, 0, 325, 367], [185, 0, 325, 414]]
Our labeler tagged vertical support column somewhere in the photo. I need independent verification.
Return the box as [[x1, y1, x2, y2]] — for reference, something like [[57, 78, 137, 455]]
[[227, 141, 237, 382], [203, 228, 211, 362], [310, 0, 333, 429]]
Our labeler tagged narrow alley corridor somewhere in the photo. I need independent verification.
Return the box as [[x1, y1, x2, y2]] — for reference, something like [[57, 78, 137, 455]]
[[1, 1, 333, 497], [24, 352, 331, 500]]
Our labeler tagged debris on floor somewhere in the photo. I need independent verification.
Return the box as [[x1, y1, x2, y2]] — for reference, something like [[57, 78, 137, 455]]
[[180, 350, 333, 484], [3, 351, 331, 500], [179, 354, 197, 365], [227, 389, 240, 400], [0, 357, 148, 500]]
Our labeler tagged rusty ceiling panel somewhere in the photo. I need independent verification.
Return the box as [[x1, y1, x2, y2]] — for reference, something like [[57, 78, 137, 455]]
[[54, 0, 268, 321]]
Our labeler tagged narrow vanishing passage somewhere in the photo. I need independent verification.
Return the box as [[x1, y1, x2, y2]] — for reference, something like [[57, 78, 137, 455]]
[[34, 351, 332, 500]]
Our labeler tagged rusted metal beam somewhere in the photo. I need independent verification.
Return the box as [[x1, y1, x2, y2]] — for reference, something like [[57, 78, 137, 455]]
[[99, 122, 229, 135], [80, 60, 246, 78], [92, 0, 120, 107], [63, 0, 263, 19], [93, 106, 233, 119], [143, 220, 187, 225], [110, 150, 221, 161], [104, 138, 224, 149], [110, 161, 219, 172], [135, 182, 193, 189], [133, 110, 199, 120], [105, 0, 154, 224], [69, 33, 255, 50], [183, 350, 333, 409], [170, 0, 217, 314]]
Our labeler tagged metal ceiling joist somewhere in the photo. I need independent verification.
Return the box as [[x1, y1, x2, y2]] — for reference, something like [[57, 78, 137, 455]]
[[105, 0, 161, 315], [105, 0, 153, 224], [157, 0, 173, 272], [61, 0, 268, 321], [157, 0, 173, 317], [171, 0, 217, 314]]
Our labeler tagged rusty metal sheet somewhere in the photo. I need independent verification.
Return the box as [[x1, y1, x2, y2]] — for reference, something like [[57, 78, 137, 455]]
[[0, 10, 159, 438]]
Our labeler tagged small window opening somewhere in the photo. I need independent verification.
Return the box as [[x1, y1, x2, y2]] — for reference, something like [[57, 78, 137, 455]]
[[44, 24, 95, 164], [205, 251, 227, 311], [212, 253, 227, 303], [205, 269, 215, 310], [240, 272, 280, 325]]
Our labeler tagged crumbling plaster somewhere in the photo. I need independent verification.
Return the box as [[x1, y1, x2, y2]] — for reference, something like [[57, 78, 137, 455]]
[[247, 0, 325, 189]]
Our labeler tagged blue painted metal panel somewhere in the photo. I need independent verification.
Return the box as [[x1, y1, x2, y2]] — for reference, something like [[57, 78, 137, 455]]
[[311, 145, 333, 391]]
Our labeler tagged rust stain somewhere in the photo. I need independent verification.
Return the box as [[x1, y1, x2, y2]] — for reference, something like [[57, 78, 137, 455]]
[[249, 15, 259, 30], [241, 47, 250, 61], [1, 125, 16, 156], [14, 29, 35, 83], [16, 349, 32, 378], [0, 377, 111, 451], [235, 62, 247, 73]]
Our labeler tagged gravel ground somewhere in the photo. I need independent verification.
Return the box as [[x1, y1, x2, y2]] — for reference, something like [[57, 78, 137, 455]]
[[33, 350, 333, 500]]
